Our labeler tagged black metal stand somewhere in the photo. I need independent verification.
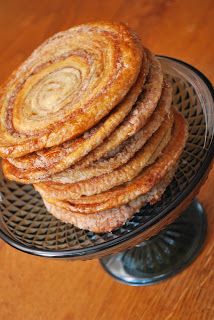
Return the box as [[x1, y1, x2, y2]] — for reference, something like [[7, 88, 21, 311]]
[[100, 200, 207, 286]]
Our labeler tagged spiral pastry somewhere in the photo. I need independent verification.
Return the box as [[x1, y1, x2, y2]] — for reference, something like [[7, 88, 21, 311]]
[[43, 168, 175, 233], [3, 51, 163, 184], [72, 51, 163, 169], [1, 21, 188, 233], [0, 21, 143, 158], [4, 50, 149, 183], [39, 111, 188, 214], [35, 112, 174, 200], [47, 80, 172, 184]]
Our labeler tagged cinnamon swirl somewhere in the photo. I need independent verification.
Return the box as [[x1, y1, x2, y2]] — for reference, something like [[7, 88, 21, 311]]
[[0, 22, 143, 158], [0, 21, 188, 233]]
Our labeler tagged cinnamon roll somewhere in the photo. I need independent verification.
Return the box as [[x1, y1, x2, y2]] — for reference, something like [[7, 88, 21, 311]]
[[0, 21, 188, 233], [0, 22, 143, 158], [71, 51, 163, 169], [3, 71, 169, 185], [34, 111, 174, 200], [4, 50, 149, 182], [47, 79, 172, 184], [39, 111, 187, 213], [43, 167, 176, 233]]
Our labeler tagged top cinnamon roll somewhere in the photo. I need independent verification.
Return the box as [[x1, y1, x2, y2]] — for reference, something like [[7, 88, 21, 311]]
[[0, 21, 189, 233], [0, 21, 143, 158]]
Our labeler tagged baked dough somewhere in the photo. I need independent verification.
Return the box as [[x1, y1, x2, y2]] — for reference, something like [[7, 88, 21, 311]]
[[35, 111, 174, 199], [4, 50, 149, 182], [42, 110, 187, 213], [48, 79, 172, 184], [43, 167, 176, 233], [73, 50, 163, 168], [0, 22, 143, 158], [0, 21, 188, 234]]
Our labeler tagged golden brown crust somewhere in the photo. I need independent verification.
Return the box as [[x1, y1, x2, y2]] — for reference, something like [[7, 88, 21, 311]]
[[72, 50, 163, 168], [4, 50, 149, 183], [4, 50, 164, 184], [42, 110, 188, 213], [0, 22, 189, 234], [0, 21, 143, 158], [47, 79, 172, 184], [35, 111, 174, 199], [43, 167, 176, 233]]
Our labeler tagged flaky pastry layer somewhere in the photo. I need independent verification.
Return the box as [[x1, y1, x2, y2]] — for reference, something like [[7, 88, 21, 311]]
[[4, 50, 150, 182], [0, 22, 143, 157], [43, 167, 176, 233], [42, 110, 187, 213], [35, 111, 174, 199]]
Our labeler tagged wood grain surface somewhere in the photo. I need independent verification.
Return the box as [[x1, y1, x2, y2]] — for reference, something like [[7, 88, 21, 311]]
[[0, 1, 213, 319]]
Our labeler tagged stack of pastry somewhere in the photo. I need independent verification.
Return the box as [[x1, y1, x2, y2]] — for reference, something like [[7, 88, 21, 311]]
[[0, 22, 188, 233]]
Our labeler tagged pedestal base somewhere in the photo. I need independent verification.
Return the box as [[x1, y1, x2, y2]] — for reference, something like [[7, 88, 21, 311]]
[[100, 200, 207, 286]]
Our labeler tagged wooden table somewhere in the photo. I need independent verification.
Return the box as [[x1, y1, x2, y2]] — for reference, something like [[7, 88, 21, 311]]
[[0, 1, 213, 319]]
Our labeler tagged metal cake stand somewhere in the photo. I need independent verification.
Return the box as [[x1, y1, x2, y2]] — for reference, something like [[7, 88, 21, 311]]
[[0, 57, 213, 286]]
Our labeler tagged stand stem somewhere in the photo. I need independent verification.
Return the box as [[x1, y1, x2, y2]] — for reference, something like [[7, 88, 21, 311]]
[[100, 200, 207, 286]]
